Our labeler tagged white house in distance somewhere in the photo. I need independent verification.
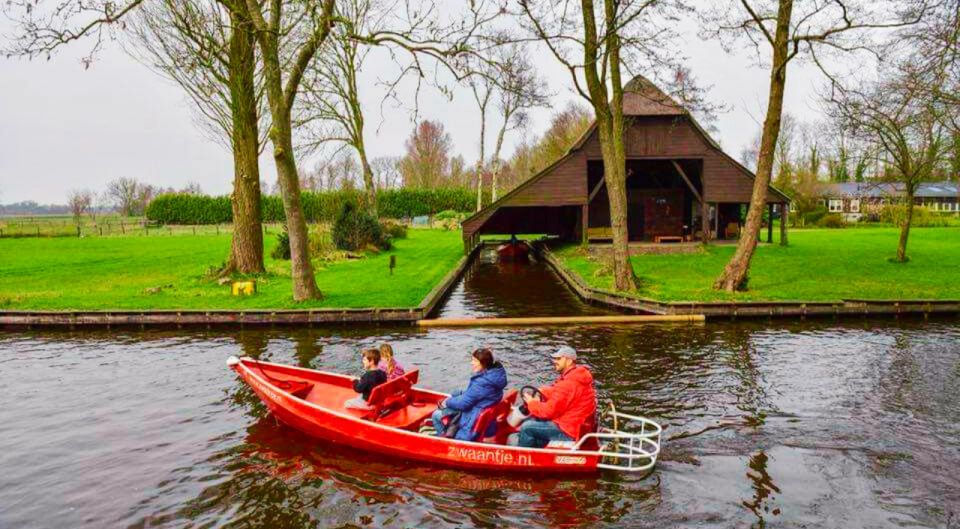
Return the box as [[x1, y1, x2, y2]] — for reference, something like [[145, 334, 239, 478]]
[[820, 181, 960, 222]]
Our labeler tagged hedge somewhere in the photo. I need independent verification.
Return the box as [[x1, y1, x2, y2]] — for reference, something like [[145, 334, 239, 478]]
[[146, 188, 478, 225]]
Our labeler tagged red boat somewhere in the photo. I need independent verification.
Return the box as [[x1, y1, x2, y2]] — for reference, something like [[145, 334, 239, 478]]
[[496, 240, 530, 261], [228, 356, 661, 474]]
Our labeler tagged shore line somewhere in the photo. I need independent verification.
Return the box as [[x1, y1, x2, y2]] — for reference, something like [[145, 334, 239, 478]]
[[0, 244, 482, 328], [536, 244, 960, 319]]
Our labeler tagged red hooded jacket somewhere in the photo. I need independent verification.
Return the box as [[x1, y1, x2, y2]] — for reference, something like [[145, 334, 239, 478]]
[[526, 364, 597, 439]]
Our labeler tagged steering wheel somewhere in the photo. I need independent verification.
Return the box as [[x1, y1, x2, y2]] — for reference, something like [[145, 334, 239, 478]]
[[520, 385, 544, 402]]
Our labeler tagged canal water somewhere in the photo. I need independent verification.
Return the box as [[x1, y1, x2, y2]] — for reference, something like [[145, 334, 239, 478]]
[[2, 251, 958, 528]]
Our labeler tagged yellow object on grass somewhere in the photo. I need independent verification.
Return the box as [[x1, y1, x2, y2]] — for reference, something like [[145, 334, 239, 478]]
[[231, 280, 256, 296]]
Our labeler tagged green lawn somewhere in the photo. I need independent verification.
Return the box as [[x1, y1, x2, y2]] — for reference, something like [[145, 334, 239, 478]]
[[0, 228, 463, 310], [555, 227, 960, 302]]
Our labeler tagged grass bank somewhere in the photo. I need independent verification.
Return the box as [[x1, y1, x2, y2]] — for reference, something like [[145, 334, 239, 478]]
[[0, 228, 463, 310], [555, 227, 960, 302]]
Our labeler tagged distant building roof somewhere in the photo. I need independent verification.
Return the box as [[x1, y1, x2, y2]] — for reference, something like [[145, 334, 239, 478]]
[[822, 181, 958, 198], [916, 182, 959, 197]]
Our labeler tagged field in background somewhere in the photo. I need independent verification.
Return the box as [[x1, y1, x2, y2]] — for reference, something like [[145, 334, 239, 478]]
[[0, 215, 292, 238]]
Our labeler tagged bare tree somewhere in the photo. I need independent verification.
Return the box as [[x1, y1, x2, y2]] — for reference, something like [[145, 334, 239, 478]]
[[107, 177, 144, 216], [67, 189, 94, 226], [298, 0, 383, 214], [827, 70, 949, 261], [370, 156, 402, 189], [128, 0, 267, 273], [237, 0, 337, 300], [487, 44, 549, 204], [519, 0, 695, 291], [703, 0, 929, 291]]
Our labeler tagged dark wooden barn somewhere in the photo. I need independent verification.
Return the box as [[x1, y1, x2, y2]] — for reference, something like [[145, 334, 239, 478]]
[[461, 76, 790, 250]]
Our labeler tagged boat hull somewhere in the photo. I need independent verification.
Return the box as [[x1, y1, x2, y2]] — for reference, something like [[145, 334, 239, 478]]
[[496, 242, 530, 261], [231, 358, 600, 473]]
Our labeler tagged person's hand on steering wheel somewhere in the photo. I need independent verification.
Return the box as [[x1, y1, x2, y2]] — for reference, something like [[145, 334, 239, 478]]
[[520, 386, 543, 404]]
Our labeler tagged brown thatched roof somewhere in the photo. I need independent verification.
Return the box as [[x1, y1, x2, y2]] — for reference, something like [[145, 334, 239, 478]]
[[622, 75, 685, 116]]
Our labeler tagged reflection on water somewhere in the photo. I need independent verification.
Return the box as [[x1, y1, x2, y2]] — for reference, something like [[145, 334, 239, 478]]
[[437, 247, 614, 318], [2, 319, 959, 528]]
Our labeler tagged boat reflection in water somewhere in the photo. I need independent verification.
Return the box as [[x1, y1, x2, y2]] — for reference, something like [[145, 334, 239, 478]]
[[231, 417, 640, 528]]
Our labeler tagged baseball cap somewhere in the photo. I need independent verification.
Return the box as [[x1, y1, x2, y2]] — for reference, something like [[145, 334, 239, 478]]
[[551, 346, 577, 360]]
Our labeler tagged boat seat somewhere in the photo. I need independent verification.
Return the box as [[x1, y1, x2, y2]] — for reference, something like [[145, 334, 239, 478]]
[[476, 389, 518, 443], [345, 369, 419, 419], [377, 402, 437, 430]]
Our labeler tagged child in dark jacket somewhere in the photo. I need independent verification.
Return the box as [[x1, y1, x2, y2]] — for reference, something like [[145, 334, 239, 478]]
[[345, 349, 388, 410]]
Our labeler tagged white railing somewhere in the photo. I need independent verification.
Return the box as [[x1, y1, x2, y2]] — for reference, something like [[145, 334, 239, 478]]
[[571, 409, 662, 472]]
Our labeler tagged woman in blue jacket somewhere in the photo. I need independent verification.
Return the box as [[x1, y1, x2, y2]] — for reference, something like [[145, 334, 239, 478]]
[[431, 348, 508, 441]]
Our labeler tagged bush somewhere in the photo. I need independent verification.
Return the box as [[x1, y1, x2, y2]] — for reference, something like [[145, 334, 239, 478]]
[[332, 203, 391, 252], [879, 205, 950, 227], [146, 194, 232, 224], [801, 207, 827, 226], [146, 188, 475, 225], [380, 219, 408, 240], [271, 229, 291, 260], [434, 209, 461, 220], [817, 213, 846, 228]]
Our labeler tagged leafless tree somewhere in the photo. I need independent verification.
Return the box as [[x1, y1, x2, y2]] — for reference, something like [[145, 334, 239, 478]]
[[67, 189, 94, 225], [518, 0, 699, 291], [298, 0, 384, 214], [702, 0, 930, 290], [370, 156, 402, 189], [475, 43, 550, 209], [234, 0, 338, 300], [827, 68, 950, 261], [106, 177, 153, 216]]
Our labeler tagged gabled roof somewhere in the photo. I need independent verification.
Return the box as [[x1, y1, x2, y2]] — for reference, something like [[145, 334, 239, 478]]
[[462, 76, 791, 228]]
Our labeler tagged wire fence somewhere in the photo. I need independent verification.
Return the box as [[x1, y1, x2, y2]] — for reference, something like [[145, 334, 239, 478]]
[[0, 216, 287, 239]]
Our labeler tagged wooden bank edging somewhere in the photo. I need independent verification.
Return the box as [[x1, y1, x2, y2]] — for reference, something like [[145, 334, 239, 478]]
[[418, 314, 705, 327], [0, 244, 482, 328], [537, 244, 960, 319]]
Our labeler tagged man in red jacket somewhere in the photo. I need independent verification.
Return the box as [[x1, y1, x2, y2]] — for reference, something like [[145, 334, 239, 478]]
[[517, 346, 597, 448]]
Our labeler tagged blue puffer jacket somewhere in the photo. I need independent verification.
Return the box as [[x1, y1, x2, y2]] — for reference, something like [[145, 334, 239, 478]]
[[444, 362, 508, 441]]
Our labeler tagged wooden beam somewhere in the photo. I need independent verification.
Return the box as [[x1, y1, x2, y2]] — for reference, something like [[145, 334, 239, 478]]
[[588, 178, 605, 203], [670, 160, 702, 203], [581, 204, 589, 246]]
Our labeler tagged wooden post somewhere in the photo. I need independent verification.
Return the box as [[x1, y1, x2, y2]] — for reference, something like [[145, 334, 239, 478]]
[[714, 204, 720, 239], [780, 203, 789, 246], [581, 204, 589, 246], [767, 203, 773, 243], [701, 201, 711, 242]]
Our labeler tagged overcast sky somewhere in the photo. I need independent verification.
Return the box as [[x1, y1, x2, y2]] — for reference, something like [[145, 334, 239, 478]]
[[0, 15, 826, 204]]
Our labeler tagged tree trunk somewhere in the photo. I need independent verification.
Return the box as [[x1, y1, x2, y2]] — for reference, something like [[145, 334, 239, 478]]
[[226, 12, 264, 274], [599, 124, 634, 290], [897, 190, 914, 262], [358, 149, 377, 216], [491, 159, 500, 202], [475, 160, 484, 212], [714, 0, 793, 292]]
